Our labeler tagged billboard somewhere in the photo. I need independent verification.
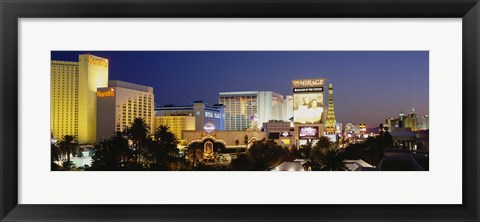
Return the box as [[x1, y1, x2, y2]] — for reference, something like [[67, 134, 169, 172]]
[[292, 78, 325, 124], [299, 126, 319, 139], [293, 93, 324, 123]]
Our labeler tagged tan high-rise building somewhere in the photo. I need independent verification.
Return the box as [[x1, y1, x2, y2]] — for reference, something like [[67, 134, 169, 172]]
[[96, 80, 154, 141], [51, 54, 109, 144]]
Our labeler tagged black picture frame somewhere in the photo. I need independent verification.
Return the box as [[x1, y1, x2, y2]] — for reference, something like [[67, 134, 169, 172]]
[[1, 0, 479, 221]]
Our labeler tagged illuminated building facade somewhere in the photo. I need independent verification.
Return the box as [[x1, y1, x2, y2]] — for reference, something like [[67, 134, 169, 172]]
[[51, 54, 109, 144], [403, 108, 418, 131], [344, 123, 355, 139], [325, 83, 337, 134], [385, 117, 399, 130], [283, 95, 294, 121], [96, 80, 154, 141], [386, 108, 420, 132], [154, 101, 225, 132], [154, 116, 195, 140], [420, 115, 429, 130], [262, 120, 293, 146], [335, 122, 343, 134], [219, 91, 284, 131], [359, 123, 367, 134]]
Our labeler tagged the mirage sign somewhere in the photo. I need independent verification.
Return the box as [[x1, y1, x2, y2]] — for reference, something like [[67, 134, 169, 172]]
[[291, 78, 325, 88]]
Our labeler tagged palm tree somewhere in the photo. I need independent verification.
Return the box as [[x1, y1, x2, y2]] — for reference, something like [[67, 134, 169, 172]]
[[51, 142, 60, 161], [147, 125, 180, 169], [154, 125, 178, 146], [58, 135, 78, 162], [302, 143, 323, 171], [110, 131, 131, 165], [316, 136, 332, 149], [185, 143, 203, 169], [127, 118, 150, 147], [90, 132, 137, 171], [239, 135, 249, 156], [243, 135, 249, 148], [125, 118, 150, 164], [320, 149, 348, 171], [51, 142, 61, 170], [247, 139, 288, 171]]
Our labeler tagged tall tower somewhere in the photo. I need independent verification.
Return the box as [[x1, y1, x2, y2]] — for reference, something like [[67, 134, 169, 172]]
[[51, 54, 108, 144], [325, 83, 337, 134]]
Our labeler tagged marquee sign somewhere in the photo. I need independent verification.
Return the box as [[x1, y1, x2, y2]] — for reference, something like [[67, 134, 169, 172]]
[[298, 126, 319, 139]]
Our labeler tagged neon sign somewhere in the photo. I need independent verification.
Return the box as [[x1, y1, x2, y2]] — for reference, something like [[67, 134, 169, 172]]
[[203, 123, 215, 133], [291, 78, 325, 88], [97, 88, 115, 97]]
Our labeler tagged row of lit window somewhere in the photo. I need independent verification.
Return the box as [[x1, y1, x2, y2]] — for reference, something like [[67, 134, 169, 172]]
[[51, 63, 78, 66]]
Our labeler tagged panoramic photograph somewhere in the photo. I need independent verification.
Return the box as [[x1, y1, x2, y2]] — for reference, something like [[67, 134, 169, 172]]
[[50, 51, 429, 171]]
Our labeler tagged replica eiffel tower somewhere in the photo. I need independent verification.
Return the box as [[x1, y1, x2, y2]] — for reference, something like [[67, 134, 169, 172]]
[[325, 83, 337, 134]]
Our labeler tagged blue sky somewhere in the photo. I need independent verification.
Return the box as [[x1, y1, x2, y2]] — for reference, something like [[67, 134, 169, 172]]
[[52, 51, 429, 127]]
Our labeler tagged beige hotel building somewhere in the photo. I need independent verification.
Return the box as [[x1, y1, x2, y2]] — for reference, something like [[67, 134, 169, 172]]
[[96, 80, 154, 141], [154, 116, 195, 141], [51, 54, 109, 144]]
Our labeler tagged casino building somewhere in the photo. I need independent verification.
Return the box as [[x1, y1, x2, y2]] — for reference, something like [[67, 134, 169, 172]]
[[51, 54, 109, 144], [96, 80, 155, 141], [154, 101, 225, 140], [154, 116, 196, 141]]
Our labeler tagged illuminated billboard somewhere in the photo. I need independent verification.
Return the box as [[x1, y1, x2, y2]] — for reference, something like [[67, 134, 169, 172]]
[[293, 93, 324, 123], [292, 78, 325, 124], [299, 126, 319, 139]]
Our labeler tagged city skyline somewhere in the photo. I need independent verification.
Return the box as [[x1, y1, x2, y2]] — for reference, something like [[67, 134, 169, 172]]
[[51, 51, 429, 127]]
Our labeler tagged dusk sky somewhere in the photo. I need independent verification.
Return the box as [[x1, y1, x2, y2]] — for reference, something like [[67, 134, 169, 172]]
[[51, 51, 429, 127]]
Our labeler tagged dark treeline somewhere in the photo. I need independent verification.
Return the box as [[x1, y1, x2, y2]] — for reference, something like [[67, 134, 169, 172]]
[[51, 118, 393, 171]]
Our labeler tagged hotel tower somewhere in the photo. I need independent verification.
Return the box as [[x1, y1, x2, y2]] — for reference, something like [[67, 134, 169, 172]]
[[96, 80, 154, 141], [219, 91, 284, 131], [51, 54, 109, 144]]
